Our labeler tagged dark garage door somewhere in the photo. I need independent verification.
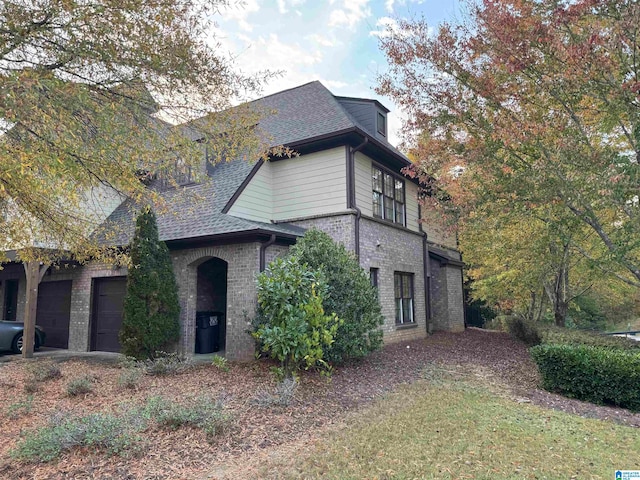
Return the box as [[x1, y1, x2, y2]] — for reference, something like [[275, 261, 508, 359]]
[[36, 280, 72, 349], [92, 277, 127, 352]]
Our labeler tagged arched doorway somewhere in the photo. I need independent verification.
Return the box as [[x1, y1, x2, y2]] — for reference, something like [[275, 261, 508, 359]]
[[195, 258, 228, 354]]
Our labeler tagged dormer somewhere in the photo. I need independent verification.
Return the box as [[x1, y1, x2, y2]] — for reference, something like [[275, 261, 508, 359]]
[[335, 96, 390, 142]]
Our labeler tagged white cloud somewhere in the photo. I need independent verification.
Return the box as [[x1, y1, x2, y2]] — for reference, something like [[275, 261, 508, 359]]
[[277, 0, 306, 14], [322, 79, 349, 89], [306, 33, 337, 47], [328, 0, 372, 28], [220, 0, 260, 32], [369, 16, 400, 38], [385, 0, 395, 13]]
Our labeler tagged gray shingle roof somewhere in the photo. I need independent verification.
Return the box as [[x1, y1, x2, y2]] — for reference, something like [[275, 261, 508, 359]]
[[100, 81, 405, 245]]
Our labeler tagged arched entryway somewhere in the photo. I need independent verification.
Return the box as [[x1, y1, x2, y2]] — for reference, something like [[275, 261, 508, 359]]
[[195, 257, 228, 354]]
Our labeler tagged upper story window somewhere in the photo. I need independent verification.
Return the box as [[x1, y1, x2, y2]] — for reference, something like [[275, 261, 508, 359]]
[[159, 158, 195, 188], [372, 166, 405, 226], [377, 112, 387, 137]]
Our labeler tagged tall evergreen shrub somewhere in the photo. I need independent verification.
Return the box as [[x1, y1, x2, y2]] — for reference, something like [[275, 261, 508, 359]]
[[120, 207, 180, 359], [290, 229, 384, 363]]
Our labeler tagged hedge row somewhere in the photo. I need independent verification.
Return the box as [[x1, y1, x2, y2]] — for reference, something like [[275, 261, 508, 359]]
[[505, 317, 640, 350], [530, 344, 640, 412]]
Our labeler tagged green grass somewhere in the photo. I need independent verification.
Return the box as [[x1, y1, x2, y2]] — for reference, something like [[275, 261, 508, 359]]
[[257, 370, 640, 479]]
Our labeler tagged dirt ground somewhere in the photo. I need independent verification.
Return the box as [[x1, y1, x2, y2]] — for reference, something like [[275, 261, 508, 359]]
[[0, 329, 638, 479]]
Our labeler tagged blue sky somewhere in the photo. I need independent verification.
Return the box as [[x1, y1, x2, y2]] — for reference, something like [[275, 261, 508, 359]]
[[213, 0, 462, 144]]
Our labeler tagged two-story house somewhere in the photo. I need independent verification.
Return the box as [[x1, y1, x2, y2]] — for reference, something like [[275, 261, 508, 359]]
[[0, 81, 464, 359]]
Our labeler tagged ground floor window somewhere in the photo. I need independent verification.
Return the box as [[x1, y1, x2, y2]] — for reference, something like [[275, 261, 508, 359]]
[[394, 272, 414, 324], [370, 268, 379, 289]]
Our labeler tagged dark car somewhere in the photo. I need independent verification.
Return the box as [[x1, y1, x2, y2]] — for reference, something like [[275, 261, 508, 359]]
[[0, 321, 46, 353]]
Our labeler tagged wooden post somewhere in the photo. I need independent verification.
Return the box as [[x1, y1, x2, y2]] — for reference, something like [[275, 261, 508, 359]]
[[21, 261, 49, 358], [22, 261, 40, 358]]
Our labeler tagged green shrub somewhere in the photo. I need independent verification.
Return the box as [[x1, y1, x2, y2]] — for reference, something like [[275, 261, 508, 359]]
[[566, 295, 607, 331], [211, 356, 229, 372], [251, 377, 298, 408], [12, 395, 229, 462], [531, 344, 640, 411], [290, 229, 384, 364], [506, 316, 543, 346], [6, 395, 34, 419], [145, 396, 230, 440], [140, 352, 191, 376], [26, 361, 62, 382], [252, 256, 341, 378], [13, 411, 142, 462], [542, 327, 640, 350], [120, 207, 180, 359], [117, 368, 142, 389], [66, 376, 93, 396]]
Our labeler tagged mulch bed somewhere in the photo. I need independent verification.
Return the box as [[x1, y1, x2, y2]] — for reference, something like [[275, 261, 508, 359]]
[[0, 329, 637, 479]]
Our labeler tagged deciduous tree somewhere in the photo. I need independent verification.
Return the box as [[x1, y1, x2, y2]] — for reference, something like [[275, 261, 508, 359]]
[[0, 0, 276, 263], [378, 0, 640, 294]]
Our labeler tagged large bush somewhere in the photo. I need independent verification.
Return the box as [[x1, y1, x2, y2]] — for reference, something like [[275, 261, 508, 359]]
[[252, 256, 341, 378], [531, 344, 640, 411], [290, 229, 384, 364], [542, 327, 640, 351], [120, 207, 180, 359], [505, 316, 543, 346]]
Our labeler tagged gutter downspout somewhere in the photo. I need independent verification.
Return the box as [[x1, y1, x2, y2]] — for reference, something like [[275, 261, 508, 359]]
[[423, 232, 433, 334], [419, 204, 433, 334], [348, 137, 368, 259], [259, 234, 276, 272]]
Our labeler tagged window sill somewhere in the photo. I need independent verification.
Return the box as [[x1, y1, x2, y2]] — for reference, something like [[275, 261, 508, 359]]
[[395, 322, 418, 330]]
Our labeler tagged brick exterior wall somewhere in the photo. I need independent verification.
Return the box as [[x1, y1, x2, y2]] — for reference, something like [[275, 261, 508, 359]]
[[429, 257, 465, 332], [170, 243, 261, 361], [359, 217, 428, 344], [287, 213, 433, 345], [0, 262, 128, 351], [1, 215, 464, 358], [288, 213, 355, 251]]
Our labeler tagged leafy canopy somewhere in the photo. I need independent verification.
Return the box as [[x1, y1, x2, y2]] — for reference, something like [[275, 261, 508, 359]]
[[377, 0, 640, 293], [0, 0, 279, 263]]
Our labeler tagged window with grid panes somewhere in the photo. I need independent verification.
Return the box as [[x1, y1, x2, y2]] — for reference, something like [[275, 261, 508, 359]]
[[372, 166, 405, 226], [394, 272, 414, 324]]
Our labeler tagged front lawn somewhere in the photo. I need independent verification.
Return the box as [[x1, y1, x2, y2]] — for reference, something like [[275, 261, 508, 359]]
[[243, 368, 640, 479], [0, 329, 638, 479]]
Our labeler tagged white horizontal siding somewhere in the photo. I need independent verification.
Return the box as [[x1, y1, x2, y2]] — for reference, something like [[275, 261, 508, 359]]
[[354, 152, 420, 233], [228, 161, 273, 222], [405, 181, 420, 233], [354, 152, 373, 217], [272, 147, 347, 220]]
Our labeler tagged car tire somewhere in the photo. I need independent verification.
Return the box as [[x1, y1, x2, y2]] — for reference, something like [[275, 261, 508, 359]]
[[11, 334, 22, 354], [11, 334, 39, 354]]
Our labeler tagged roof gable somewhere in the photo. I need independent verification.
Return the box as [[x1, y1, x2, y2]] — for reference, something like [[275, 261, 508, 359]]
[[101, 81, 410, 245]]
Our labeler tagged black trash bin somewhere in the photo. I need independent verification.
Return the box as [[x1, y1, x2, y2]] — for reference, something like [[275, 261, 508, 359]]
[[195, 311, 222, 353]]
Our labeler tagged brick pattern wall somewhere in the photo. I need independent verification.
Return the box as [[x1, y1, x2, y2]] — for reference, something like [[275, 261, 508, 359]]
[[0, 263, 128, 351], [264, 244, 290, 266], [445, 264, 465, 331], [291, 214, 429, 345], [171, 243, 261, 361], [359, 217, 428, 344], [429, 258, 465, 332], [289, 213, 355, 251]]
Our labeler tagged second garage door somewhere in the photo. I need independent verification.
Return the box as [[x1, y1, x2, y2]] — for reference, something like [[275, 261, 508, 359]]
[[91, 277, 127, 352], [36, 280, 72, 349]]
